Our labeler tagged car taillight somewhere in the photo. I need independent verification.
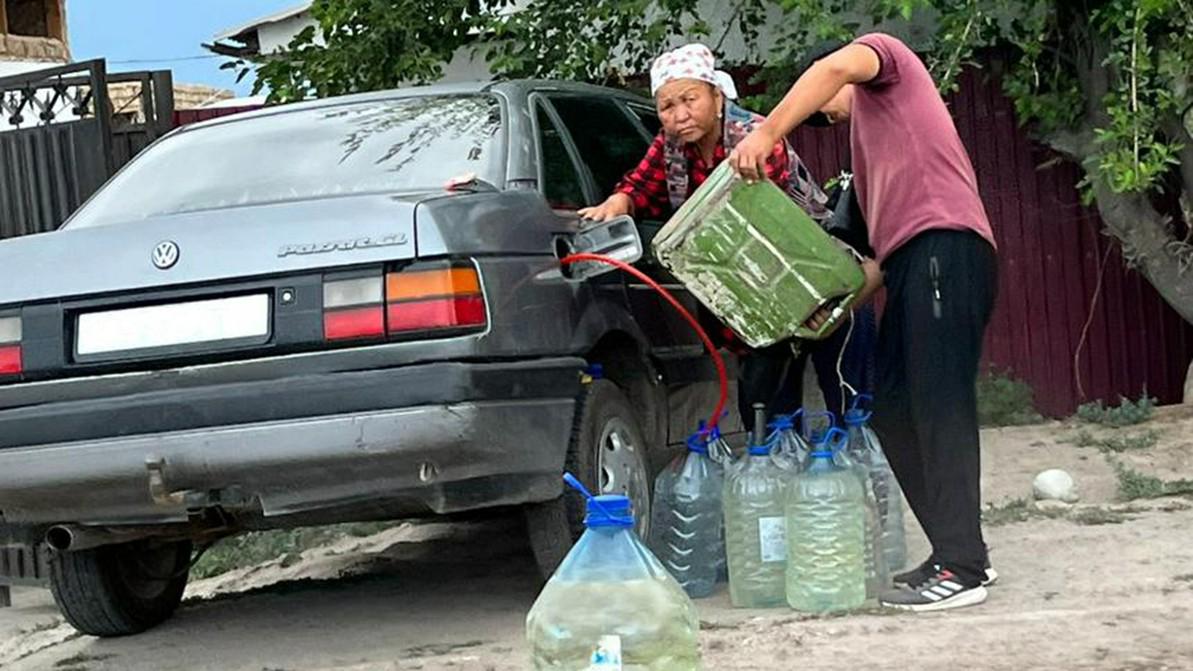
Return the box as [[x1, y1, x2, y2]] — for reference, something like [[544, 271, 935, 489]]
[[385, 264, 486, 335], [320, 263, 486, 344], [323, 276, 385, 341], [0, 315, 21, 377]]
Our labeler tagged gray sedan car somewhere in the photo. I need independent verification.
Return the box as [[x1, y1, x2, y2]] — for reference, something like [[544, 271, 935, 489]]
[[0, 80, 728, 636]]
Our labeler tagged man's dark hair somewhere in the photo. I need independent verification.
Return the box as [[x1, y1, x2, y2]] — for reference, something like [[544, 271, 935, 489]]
[[798, 40, 849, 127]]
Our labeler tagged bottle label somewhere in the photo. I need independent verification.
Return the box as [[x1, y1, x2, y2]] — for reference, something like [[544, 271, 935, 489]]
[[589, 635, 623, 670], [758, 516, 787, 562]]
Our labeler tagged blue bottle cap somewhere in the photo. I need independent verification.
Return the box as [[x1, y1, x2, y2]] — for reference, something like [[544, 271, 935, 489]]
[[585, 494, 634, 528], [748, 433, 779, 457], [767, 414, 795, 432], [686, 430, 710, 455]]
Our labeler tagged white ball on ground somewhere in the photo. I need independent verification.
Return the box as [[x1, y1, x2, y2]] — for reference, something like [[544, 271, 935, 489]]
[[1033, 468, 1079, 503]]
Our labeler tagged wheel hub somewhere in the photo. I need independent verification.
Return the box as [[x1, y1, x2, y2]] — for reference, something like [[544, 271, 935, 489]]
[[596, 417, 651, 538]]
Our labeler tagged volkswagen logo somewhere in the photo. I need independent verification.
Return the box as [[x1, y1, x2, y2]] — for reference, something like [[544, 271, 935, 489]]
[[152, 241, 180, 270]]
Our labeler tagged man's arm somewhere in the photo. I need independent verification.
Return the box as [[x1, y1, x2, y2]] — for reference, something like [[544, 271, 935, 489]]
[[730, 44, 881, 181]]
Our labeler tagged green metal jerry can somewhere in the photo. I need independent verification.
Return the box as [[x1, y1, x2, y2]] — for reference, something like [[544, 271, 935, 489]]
[[652, 162, 864, 348]]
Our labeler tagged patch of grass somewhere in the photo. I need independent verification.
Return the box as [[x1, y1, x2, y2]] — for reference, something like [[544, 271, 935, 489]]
[[1175, 574, 1193, 582], [1064, 428, 1160, 453], [191, 521, 398, 580], [982, 499, 1147, 527], [1098, 430, 1160, 453], [1063, 429, 1100, 447], [1076, 394, 1156, 427], [1113, 463, 1193, 501], [977, 371, 1045, 427], [1069, 508, 1131, 525], [981, 498, 1067, 526], [982, 498, 1034, 526]]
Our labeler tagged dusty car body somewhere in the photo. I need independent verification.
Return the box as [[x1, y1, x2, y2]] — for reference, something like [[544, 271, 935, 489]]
[[0, 80, 727, 635]]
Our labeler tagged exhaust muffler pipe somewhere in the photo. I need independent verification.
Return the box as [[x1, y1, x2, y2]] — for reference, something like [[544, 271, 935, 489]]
[[45, 524, 156, 552]]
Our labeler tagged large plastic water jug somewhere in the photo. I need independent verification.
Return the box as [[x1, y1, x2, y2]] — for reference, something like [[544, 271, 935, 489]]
[[652, 161, 865, 346], [648, 428, 725, 598], [785, 428, 866, 613], [724, 430, 790, 608], [845, 396, 907, 573], [706, 423, 734, 584], [527, 476, 702, 670], [833, 436, 889, 600]]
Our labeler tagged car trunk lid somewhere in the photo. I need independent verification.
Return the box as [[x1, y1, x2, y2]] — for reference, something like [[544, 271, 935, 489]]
[[0, 193, 425, 306]]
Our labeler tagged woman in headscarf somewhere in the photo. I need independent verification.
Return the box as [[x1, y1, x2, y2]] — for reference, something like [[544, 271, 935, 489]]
[[579, 44, 830, 227], [579, 43, 873, 430]]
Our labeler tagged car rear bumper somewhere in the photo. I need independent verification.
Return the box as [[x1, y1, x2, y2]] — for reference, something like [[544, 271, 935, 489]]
[[0, 357, 583, 528]]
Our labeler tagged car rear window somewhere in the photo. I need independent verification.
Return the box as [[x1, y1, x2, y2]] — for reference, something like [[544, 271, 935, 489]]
[[66, 95, 505, 229]]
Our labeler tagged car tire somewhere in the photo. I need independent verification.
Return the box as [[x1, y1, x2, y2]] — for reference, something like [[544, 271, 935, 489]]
[[525, 378, 653, 579], [49, 539, 192, 637]]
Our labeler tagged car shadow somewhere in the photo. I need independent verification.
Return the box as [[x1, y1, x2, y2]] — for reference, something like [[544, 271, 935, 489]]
[[58, 517, 545, 670]]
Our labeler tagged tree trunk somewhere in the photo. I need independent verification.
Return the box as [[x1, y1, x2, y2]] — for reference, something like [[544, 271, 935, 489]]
[[1045, 127, 1193, 325], [1087, 182, 1193, 324]]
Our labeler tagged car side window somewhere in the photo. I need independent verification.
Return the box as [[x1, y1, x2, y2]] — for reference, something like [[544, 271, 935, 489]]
[[535, 103, 587, 210], [547, 96, 650, 198], [627, 103, 663, 137]]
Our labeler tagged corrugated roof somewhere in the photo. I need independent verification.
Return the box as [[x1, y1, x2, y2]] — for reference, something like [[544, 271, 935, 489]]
[[212, 1, 314, 42]]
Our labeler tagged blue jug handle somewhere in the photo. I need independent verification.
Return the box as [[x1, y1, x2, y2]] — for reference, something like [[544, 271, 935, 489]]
[[848, 394, 875, 424], [822, 427, 849, 453], [802, 410, 837, 443], [850, 394, 874, 412]]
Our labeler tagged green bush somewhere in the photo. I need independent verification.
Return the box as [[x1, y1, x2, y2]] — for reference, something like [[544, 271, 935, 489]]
[[1113, 463, 1193, 501], [977, 371, 1045, 427], [1076, 394, 1156, 427], [1098, 430, 1160, 453]]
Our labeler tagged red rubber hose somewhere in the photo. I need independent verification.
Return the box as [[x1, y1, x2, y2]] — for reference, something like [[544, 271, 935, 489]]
[[560, 252, 729, 430]]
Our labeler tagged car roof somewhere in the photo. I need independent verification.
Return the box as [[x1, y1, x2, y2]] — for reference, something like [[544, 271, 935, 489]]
[[179, 79, 651, 132]]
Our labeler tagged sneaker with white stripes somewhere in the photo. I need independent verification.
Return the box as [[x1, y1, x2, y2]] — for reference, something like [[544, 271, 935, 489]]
[[893, 559, 999, 588], [880, 567, 989, 612]]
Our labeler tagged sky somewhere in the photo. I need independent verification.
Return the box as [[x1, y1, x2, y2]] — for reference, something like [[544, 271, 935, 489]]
[[66, 0, 300, 97]]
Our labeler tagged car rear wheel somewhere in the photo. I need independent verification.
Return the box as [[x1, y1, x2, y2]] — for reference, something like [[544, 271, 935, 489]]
[[525, 379, 652, 578], [49, 539, 191, 637]]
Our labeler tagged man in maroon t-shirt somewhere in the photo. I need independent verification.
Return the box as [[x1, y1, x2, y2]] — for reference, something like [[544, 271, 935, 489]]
[[730, 33, 999, 611]]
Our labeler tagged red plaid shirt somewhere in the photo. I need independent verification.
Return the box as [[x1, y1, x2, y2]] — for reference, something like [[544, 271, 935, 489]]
[[616, 133, 792, 220]]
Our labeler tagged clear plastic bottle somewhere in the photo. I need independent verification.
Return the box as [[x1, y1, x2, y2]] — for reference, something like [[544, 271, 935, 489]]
[[724, 414, 790, 608], [528, 484, 701, 671], [833, 439, 889, 601], [648, 428, 725, 598], [706, 424, 734, 584], [844, 396, 907, 573], [785, 428, 866, 613]]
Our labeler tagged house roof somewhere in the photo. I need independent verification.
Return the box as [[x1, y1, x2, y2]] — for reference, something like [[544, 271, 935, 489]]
[[212, 1, 313, 42]]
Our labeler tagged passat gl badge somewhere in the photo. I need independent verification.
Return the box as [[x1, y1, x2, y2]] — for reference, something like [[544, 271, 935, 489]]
[[277, 233, 409, 258], [152, 241, 180, 270]]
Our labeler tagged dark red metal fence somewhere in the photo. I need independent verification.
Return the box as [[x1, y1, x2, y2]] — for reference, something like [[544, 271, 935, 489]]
[[790, 69, 1193, 416]]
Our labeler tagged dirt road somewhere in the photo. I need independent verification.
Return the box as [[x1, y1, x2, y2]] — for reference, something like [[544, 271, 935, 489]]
[[3, 408, 1193, 671]]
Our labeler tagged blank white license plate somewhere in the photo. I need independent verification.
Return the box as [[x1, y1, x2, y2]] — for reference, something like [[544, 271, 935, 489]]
[[76, 294, 270, 356]]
